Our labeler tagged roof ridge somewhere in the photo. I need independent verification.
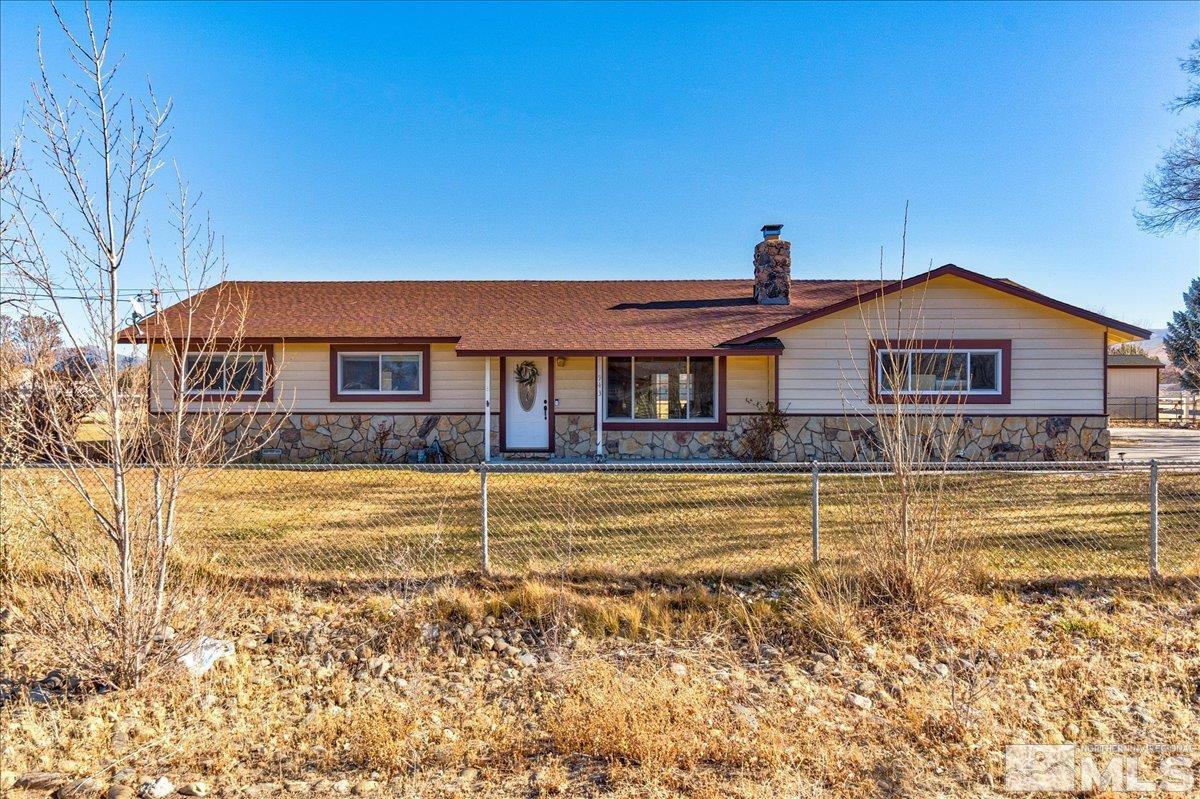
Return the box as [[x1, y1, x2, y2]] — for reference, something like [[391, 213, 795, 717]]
[[215, 277, 877, 285]]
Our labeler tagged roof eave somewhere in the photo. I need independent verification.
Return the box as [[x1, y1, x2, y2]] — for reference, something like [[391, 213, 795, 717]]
[[453, 345, 785, 357]]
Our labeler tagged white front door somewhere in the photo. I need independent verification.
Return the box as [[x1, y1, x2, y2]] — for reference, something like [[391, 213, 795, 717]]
[[504, 356, 551, 450]]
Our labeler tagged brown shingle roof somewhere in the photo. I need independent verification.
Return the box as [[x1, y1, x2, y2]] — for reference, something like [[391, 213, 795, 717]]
[[134, 278, 878, 353], [131, 264, 1152, 351]]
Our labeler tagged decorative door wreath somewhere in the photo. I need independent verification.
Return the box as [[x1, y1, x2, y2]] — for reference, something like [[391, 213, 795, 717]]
[[514, 360, 541, 411]]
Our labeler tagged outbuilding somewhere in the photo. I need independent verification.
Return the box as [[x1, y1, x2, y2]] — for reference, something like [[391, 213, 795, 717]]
[[1106, 354, 1165, 422]]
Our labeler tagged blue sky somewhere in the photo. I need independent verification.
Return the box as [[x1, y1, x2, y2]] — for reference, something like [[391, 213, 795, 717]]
[[1, 0, 1197, 329]]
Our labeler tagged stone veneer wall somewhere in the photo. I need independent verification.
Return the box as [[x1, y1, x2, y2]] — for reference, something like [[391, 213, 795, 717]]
[[212, 412, 1108, 463], [216, 413, 498, 463], [770, 414, 1109, 463], [561, 413, 1107, 462]]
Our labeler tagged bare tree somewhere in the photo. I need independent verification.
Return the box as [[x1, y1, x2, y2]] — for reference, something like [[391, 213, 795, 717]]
[[835, 208, 976, 609], [1137, 38, 1200, 234], [1109, 342, 1151, 357], [1, 1, 281, 688]]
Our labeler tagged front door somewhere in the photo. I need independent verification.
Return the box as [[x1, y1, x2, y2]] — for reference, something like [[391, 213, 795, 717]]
[[503, 356, 551, 451]]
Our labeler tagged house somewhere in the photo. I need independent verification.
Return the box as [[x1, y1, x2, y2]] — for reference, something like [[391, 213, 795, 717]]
[[1106, 353, 1165, 422], [133, 225, 1151, 463]]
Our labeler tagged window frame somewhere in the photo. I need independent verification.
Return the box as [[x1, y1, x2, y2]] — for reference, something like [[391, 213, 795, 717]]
[[329, 343, 431, 402], [869, 339, 1012, 405], [601, 354, 726, 431], [176, 344, 274, 403]]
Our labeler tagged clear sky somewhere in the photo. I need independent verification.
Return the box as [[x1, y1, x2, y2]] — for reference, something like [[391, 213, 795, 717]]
[[2, 1, 1197, 330]]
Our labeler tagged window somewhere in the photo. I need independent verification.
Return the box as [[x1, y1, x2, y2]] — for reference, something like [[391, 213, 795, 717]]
[[605, 356, 716, 421], [183, 352, 266, 395], [876, 347, 1002, 396], [337, 352, 422, 394]]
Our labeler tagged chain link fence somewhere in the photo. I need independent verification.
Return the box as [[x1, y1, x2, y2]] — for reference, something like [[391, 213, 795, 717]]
[[4, 460, 1198, 583]]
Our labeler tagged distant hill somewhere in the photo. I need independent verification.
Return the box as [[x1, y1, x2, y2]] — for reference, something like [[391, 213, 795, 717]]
[[1138, 329, 1168, 361]]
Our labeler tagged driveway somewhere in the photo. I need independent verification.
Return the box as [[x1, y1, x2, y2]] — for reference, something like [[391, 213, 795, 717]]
[[1109, 426, 1200, 461]]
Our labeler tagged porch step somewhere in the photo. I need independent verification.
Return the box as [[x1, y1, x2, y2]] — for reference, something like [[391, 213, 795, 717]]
[[499, 451, 553, 462]]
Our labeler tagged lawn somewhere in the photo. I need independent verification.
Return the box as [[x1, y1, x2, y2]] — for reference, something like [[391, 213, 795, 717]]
[[7, 464, 1196, 581]]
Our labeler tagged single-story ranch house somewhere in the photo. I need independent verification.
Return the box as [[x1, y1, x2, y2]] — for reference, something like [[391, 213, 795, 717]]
[[134, 225, 1151, 463]]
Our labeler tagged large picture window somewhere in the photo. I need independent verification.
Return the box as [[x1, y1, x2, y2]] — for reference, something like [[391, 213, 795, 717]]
[[605, 356, 716, 421], [876, 346, 1003, 396], [183, 351, 267, 396]]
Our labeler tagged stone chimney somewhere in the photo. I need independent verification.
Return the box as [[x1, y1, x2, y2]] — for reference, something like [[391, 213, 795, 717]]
[[753, 224, 791, 305]]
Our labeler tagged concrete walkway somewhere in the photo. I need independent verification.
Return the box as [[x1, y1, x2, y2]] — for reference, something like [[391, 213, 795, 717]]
[[1109, 426, 1200, 461]]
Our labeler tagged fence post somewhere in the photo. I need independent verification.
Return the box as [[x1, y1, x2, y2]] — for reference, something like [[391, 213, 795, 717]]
[[811, 462, 820, 564], [1149, 459, 1159, 580], [480, 463, 490, 574]]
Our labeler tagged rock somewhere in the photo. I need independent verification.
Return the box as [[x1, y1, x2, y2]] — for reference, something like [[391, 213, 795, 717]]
[[17, 773, 68, 790], [140, 777, 175, 798], [352, 780, 379, 795], [669, 662, 687, 677], [107, 787, 136, 799], [903, 654, 923, 671], [518, 653, 538, 669], [0, 772, 16, 792], [932, 663, 950, 679], [331, 780, 351, 794], [480, 636, 495, 651], [178, 636, 235, 676], [285, 780, 310, 793], [845, 692, 873, 711]]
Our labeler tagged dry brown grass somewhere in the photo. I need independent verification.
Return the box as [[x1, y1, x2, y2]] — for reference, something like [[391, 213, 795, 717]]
[[4, 574, 1197, 798], [7, 466, 1196, 583], [543, 659, 792, 773], [782, 568, 868, 649]]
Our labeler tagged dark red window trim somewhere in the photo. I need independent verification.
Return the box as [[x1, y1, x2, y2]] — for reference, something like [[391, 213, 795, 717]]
[[329, 343, 432, 402], [599, 355, 728, 432], [175, 343, 275, 404], [498, 355, 556, 453], [868, 339, 1012, 405]]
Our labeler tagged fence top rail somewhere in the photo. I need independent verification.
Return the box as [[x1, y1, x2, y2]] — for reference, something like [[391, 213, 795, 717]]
[[5, 459, 1199, 474]]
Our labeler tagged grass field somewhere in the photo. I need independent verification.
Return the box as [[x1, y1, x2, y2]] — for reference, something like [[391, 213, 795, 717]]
[[4, 465, 1198, 798], [7, 464, 1198, 581]]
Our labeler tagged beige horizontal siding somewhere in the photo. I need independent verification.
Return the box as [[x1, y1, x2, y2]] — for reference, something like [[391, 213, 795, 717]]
[[776, 274, 1106, 414], [1107, 367, 1158, 399], [151, 343, 501, 414], [554, 356, 597, 413], [152, 347, 779, 418], [725, 355, 772, 412]]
